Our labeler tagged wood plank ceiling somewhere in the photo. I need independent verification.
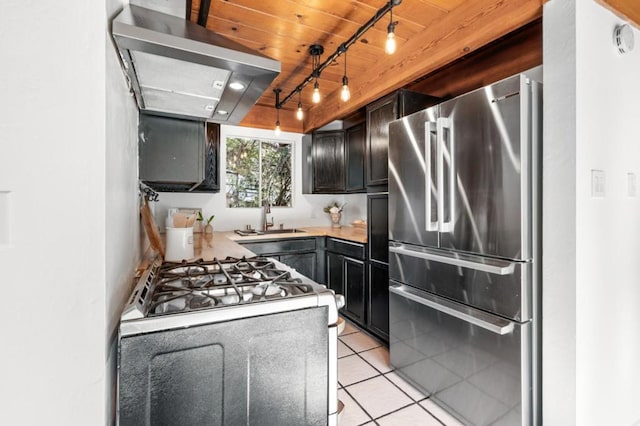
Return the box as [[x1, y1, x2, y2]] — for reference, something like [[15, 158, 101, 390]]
[[189, 0, 543, 133]]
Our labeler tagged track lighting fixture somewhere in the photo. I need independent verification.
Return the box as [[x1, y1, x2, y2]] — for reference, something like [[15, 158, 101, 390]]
[[385, 7, 397, 55], [275, 117, 281, 136], [296, 90, 304, 120], [341, 52, 350, 102], [312, 81, 321, 104], [274, 88, 282, 136], [310, 44, 323, 104], [273, 1, 401, 113]]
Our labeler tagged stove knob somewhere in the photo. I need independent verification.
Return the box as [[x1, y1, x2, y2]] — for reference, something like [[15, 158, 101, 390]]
[[334, 294, 345, 310]]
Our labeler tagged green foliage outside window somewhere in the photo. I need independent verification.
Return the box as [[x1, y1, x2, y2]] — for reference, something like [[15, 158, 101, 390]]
[[226, 137, 292, 208]]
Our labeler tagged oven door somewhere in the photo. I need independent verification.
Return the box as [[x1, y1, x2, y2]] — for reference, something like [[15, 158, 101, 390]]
[[117, 307, 329, 426], [389, 283, 532, 426]]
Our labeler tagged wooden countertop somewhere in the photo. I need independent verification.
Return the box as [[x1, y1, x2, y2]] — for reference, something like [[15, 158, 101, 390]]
[[222, 226, 367, 244], [139, 226, 367, 272]]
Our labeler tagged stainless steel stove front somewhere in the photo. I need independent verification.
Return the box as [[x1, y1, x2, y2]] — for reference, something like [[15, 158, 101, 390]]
[[117, 256, 341, 425]]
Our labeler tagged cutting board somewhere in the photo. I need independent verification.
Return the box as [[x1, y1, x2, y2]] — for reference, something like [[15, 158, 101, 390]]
[[141, 197, 165, 258]]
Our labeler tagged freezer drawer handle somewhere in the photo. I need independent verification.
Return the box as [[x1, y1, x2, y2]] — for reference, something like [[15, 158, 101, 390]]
[[389, 245, 515, 275], [389, 284, 515, 335]]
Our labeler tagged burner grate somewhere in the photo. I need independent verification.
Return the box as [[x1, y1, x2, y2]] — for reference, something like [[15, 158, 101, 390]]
[[146, 256, 314, 316]]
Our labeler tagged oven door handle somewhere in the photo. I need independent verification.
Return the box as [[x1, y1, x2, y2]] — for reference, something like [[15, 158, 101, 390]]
[[389, 284, 515, 335]]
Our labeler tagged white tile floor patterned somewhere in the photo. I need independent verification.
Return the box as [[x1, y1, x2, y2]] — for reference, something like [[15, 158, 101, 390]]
[[337, 317, 462, 426]]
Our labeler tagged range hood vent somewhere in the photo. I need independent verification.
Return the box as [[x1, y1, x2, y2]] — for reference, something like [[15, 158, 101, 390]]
[[112, 4, 280, 124]]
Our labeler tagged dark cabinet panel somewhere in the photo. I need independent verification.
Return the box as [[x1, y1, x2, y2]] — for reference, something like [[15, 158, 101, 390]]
[[345, 123, 365, 192], [366, 91, 440, 189], [366, 94, 397, 187], [280, 252, 316, 281], [239, 238, 319, 281], [326, 238, 367, 327], [326, 252, 344, 297], [368, 260, 389, 342], [368, 194, 389, 264], [313, 130, 345, 192], [344, 257, 366, 324]]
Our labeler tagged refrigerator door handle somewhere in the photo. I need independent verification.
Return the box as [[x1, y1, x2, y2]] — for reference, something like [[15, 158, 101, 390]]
[[389, 244, 516, 275], [425, 121, 438, 231], [389, 284, 515, 335], [437, 117, 453, 233]]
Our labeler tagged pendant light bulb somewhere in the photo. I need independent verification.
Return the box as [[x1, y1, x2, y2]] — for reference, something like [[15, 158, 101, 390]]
[[296, 102, 304, 120], [385, 24, 396, 55], [312, 81, 321, 104], [275, 120, 281, 136], [341, 76, 351, 102]]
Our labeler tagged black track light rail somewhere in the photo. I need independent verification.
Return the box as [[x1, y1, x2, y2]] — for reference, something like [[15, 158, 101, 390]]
[[275, 0, 402, 109]]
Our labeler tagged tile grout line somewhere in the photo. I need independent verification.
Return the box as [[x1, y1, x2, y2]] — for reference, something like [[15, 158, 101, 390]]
[[339, 318, 457, 426], [340, 383, 376, 425]]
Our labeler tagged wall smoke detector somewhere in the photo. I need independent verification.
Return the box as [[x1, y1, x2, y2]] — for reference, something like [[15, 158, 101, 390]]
[[614, 24, 634, 54]]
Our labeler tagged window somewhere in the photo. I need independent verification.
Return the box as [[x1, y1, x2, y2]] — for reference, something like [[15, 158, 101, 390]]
[[226, 137, 292, 208]]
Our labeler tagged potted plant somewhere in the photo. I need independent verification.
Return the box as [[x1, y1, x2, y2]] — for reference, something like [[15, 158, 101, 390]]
[[323, 202, 345, 228], [197, 211, 215, 234]]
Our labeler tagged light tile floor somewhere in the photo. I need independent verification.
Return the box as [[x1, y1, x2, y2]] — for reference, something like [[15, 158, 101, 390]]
[[338, 318, 463, 426]]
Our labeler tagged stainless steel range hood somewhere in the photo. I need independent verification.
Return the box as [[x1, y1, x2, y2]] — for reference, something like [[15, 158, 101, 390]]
[[112, 4, 280, 124]]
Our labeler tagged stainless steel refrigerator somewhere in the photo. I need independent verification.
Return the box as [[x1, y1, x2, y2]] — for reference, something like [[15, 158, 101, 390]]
[[388, 68, 542, 426]]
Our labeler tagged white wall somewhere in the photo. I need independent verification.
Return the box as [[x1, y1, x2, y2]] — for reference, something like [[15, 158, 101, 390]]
[[542, 0, 577, 423], [544, 1, 640, 424], [105, 0, 140, 424], [156, 125, 368, 231], [575, 2, 640, 424], [0, 1, 109, 425]]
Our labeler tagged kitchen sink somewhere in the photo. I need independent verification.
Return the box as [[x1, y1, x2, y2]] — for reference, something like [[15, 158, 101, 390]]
[[234, 229, 306, 236]]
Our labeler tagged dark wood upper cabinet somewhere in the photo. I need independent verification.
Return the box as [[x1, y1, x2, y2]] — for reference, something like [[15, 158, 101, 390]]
[[312, 124, 366, 194], [366, 90, 440, 189], [345, 123, 365, 192], [312, 130, 345, 193]]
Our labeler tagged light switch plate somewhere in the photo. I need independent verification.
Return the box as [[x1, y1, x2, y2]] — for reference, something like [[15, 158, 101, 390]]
[[591, 170, 606, 198], [627, 173, 637, 197]]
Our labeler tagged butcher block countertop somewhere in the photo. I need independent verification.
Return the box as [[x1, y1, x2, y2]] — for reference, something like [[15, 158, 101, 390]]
[[223, 226, 367, 244], [139, 226, 366, 270]]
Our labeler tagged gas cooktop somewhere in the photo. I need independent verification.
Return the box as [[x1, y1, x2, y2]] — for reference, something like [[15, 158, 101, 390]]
[[121, 256, 326, 321], [149, 257, 315, 316]]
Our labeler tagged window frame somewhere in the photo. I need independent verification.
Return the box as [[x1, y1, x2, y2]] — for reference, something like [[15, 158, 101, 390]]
[[224, 135, 294, 209]]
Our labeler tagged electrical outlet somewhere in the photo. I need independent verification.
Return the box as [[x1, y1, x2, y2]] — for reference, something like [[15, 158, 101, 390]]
[[591, 170, 606, 198]]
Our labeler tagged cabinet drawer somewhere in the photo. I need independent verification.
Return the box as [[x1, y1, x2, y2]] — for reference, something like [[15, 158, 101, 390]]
[[240, 238, 316, 255], [326, 238, 365, 260]]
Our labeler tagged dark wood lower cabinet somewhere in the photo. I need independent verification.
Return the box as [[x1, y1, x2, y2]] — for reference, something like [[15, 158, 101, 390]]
[[368, 260, 389, 342], [280, 252, 316, 281], [344, 257, 366, 325], [326, 251, 366, 326], [239, 238, 320, 282], [326, 252, 345, 296]]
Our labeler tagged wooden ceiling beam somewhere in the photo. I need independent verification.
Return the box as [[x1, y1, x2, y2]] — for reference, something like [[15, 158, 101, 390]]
[[303, 0, 544, 132], [597, 0, 640, 29]]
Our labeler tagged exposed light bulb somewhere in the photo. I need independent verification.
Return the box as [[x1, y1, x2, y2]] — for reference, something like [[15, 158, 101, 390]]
[[296, 103, 304, 120], [312, 81, 321, 104], [275, 120, 281, 136], [385, 29, 396, 55], [341, 76, 350, 102]]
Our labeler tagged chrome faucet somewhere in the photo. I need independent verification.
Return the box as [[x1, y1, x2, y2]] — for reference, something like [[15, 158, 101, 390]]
[[261, 200, 274, 231]]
